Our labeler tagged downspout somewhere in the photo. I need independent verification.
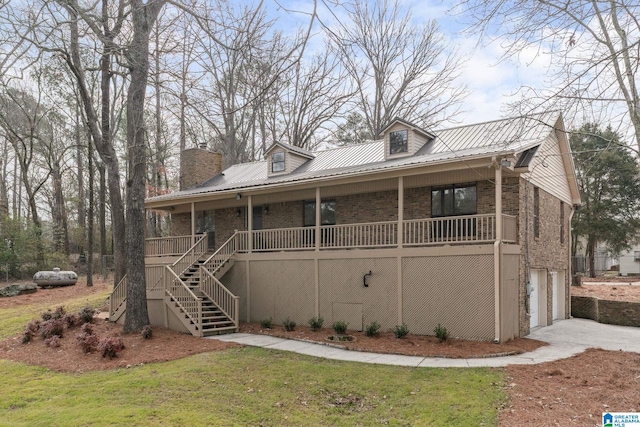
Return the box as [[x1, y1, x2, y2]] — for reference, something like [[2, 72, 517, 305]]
[[494, 159, 502, 343]]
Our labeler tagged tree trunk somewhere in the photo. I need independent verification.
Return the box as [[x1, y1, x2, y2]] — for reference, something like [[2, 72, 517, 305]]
[[123, 0, 166, 333], [87, 130, 94, 287], [99, 162, 107, 260], [587, 238, 596, 279]]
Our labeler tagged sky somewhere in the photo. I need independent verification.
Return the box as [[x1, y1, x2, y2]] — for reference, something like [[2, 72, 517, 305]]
[[271, 0, 552, 127]]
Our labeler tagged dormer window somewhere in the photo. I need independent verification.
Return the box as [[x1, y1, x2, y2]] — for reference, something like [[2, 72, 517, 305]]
[[389, 129, 408, 154], [272, 152, 285, 172]]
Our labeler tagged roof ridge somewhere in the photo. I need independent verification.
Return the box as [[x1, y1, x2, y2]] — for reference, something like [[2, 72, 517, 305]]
[[435, 111, 560, 133]]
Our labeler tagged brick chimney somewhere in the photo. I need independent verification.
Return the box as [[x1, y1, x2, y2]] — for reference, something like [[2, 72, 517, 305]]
[[180, 145, 223, 190]]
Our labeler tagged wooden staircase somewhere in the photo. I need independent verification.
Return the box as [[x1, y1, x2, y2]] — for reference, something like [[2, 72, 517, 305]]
[[167, 254, 237, 336]]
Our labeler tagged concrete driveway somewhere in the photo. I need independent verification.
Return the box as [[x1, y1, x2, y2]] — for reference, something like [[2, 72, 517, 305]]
[[209, 318, 640, 368]]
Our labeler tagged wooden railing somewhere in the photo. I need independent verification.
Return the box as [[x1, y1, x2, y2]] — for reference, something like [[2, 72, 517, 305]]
[[236, 231, 249, 252], [320, 221, 398, 249], [109, 274, 127, 318], [404, 214, 513, 246], [171, 234, 207, 277], [145, 235, 202, 257], [164, 266, 202, 336], [200, 267, 239, 331], [202, 233, 241, 274], [253, 227, 315, 251], [145, 265, 166, 291]]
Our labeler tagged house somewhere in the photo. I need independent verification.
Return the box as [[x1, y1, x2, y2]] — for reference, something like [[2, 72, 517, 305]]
[[110, 112, 581, 342], [618, 247, 640, 276]]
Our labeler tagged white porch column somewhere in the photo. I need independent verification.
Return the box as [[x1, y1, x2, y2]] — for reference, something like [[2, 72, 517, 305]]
[[190, 202, 195, 242], [494, 162, 502, 342], [248, 195, 253, 253], [315, 187, 321, 251]]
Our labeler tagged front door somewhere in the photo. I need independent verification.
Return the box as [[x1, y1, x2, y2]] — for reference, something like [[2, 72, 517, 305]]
[[252, 206, 263, 231]]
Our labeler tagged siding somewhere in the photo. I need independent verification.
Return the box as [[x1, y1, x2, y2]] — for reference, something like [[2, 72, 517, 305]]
[[524, 131, 572, 204]]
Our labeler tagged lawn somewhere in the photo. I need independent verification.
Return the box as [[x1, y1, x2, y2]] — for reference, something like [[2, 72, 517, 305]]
[[0, 284, 507, 426]]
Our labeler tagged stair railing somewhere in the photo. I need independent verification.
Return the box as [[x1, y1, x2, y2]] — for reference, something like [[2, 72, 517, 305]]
[[200, 266, 240, 331], [164, 265, 202, 336], [171, 234, 207, 277], [109, 274, 128, 318], [201, 232, 242, 276]]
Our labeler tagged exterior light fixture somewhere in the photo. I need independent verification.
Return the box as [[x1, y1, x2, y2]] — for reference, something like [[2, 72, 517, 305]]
[[236, 193, 242, 200], [264, 205, 269, 214], [236, 208, 242, 217]]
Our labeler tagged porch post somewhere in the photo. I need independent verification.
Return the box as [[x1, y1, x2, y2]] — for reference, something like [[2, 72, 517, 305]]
[[397, 176, 404, 326], [190, 202, 195, 242], [494, 162, 502, 342], [248, 195, 253, 253], [315, 187, 320, 251]]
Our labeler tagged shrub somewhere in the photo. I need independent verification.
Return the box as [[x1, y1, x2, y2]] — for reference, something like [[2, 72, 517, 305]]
[[77, 332, 99, 354], [39, 319, 64, 339], [308, 316, 324, 332], [141, 325, 153, 339], [52, 306, 66, 320], [332, 321, 348, 335], [63, 313, 81, 329], [21, 331, 33, 344], [26, 320, 40, 335], [393, 323, 409, 339], [80, 323, 94, 335], [282, 317, 296, 332], [260, 318, 273, 329], [434, 323, 449, 342], [364, 321, 381, 337], [41, 310, 52, 321], [78, 306, 95, 324], [44, 335, 61, 348], [98, 337, 125, 359]]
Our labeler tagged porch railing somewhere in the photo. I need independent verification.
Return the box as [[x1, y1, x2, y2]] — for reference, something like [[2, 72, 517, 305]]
[[404, 214, 502, 246], [145, 235, 202, 257], [164, 266, 202, 335], [171, 234, 207, 277], [321, 221, 398, 249], [200, 266, 239, 331], [145, 265, 166, 291], [253, 227, 315, 251]]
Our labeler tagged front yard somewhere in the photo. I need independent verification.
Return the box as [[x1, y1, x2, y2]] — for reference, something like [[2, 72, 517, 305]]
[[0, 278, 638, 426]]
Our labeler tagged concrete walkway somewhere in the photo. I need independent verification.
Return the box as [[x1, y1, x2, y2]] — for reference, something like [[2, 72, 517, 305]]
[[207, 319, 640, 368]]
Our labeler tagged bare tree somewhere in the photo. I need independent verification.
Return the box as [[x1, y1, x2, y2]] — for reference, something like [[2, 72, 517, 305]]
[[459, 0, 640, 152], [327, 0, 465, 137]]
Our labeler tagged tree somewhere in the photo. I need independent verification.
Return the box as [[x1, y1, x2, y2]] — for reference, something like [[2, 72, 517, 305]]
[[334, 112, 373, 146], [460, 0, 640, 154], [328, 0, 464, 137], [570, 123, 640, 277]]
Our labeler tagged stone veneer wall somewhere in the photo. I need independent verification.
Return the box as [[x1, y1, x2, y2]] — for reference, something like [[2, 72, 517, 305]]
[[518, 179, 571, 336]]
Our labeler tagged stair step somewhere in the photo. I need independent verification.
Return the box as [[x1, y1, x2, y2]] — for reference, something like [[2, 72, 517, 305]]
[[202, 326, 237, 336]]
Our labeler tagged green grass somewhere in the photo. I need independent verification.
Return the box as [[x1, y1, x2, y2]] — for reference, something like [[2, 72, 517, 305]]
[[0, 288, 507, 426], [0, 291, 109, 340], [0, 348, 506, 426]]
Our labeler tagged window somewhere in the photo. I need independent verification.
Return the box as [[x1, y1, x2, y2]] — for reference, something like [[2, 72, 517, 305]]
[[533, 187, 540, 238], [431, 185, 477, 217], [634, 251, 640, 262], [195, 210, 215, 234], [271, 151, 285, 172], [303, 200, 336, 226], [389, 130, 408, 154], [560, 201, 564, 244]]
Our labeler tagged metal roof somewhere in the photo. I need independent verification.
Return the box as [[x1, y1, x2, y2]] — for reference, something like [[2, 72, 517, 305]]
[[148, 112, 561, 204]]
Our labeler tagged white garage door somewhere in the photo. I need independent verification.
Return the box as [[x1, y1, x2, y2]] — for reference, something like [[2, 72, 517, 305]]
[[529, 270, 540, 328]]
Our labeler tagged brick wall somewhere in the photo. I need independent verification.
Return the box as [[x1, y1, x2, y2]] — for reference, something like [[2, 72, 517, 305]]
[[335, 190, 398, 224], [572, 295, 640, 327], [171, 213, 191, 236], [518, 179, 571, 336], [180, 148, 222, 190]]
